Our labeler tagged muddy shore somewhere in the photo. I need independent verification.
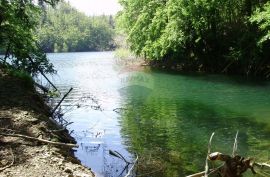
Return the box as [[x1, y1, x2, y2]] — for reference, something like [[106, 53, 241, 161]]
[[0, 69, 94, 177]]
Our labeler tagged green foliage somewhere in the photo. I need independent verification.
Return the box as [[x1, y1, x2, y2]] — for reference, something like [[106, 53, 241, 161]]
[[117, 0, 270, 78], [250, 2, 270, 44], [0, 0, 59, 75], [37, 2, 115, 52], [47, 90, 60, 98], [7, 68, 34, 87]]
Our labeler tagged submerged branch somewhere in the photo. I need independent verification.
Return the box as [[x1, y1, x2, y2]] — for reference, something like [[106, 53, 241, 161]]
[[124, 155, 138, 177], [51, 87, 73, 115], [205, 132, 215, 176], [232, 131, 238, 157]]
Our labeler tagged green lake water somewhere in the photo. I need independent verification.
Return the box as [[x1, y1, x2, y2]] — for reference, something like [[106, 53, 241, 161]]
[[119, 71, 270, 176], [47, 52, 270, 177]]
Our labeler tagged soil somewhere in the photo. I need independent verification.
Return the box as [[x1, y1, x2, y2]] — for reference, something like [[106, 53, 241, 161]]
[[0, 69, 94, 177]]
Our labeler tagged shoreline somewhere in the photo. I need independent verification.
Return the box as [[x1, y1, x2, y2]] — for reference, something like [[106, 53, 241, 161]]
[[0, 69, 94, 177]]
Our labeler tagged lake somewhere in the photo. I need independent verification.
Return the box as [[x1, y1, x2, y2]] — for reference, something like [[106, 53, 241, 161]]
[[45, 52, 270, 177]]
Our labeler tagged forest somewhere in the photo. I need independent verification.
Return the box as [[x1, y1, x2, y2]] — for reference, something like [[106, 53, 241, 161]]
[[117, 0, 270, 78], [0, 0, 115, 74], [38, 2, 115, 53]]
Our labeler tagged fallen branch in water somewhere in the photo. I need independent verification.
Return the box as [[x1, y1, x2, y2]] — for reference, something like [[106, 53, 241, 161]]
[[124, 154, 138, 177], [109, 150, 131, 164], [254, 162, 270, 169], [232, 131, 238, 157], [188, 132, 270, 177], [34, 82, 49, 93], [0, 132, 78, 148], [51, 87, 73, 115], [0, 147, 15, 172], [204, 132, 215, 177]]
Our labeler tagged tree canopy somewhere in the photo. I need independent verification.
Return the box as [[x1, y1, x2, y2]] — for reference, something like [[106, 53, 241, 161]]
[[0, 0, 60, 74], [117, 0, 270, 78], [37, 2, 115, 53]]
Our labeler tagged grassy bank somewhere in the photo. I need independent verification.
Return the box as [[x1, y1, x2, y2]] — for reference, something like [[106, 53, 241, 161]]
[[0, 68, 94, 177]]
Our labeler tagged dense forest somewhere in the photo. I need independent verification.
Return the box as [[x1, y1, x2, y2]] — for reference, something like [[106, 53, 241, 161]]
[[38, 2, 115, 53], [117, 0, 270, 78]]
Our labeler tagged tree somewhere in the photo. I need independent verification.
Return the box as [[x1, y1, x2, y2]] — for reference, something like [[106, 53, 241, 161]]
[[117, 0, 270, 78], [37, 2, 115, 53], [0, 0, 59, 75]]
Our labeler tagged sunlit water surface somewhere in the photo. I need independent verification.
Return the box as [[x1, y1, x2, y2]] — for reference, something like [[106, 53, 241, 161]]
[[45, 52, 270, 177]]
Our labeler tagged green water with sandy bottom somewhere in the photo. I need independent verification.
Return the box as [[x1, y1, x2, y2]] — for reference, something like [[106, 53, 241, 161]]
[[119, 71, 270, 176]]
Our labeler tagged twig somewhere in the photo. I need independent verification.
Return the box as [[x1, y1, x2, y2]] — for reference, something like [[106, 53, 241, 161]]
[[28, 56, 58, 92], [0, 133, 78, 148], [51, 87, 73, 115], [254, 162, 270, 169], [63, 122, 74, 127], [124, 154, 138, 177], [208, 132, 215, 154], [34, 82, 49, 93], [205, 132, 215, 177], [232, 131, 238, 157], [109, 150, 130, 164], [0, 147, 15, 172], [221, 60, 234, 73]]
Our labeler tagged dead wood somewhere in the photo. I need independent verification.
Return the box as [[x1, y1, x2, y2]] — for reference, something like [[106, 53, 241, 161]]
[[34, 82, 49, 93], [188, 132, 269, 177], [51, 87, 73, 115], [0, 132, 78, 148], [124, 154, 138, 177], [28, 56, 58, 92]]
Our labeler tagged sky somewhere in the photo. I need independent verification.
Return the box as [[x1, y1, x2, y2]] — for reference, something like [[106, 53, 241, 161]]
[[66, 0, 122, 16]]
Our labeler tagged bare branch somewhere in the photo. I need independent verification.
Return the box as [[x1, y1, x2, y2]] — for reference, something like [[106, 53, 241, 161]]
[[205, 132, 215, 176], [0, 133, 78, 148], [124, 154, 138, 177], [232, 131, 239, 157]]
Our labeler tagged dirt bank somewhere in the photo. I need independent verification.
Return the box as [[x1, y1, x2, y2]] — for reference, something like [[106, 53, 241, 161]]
[[0, 69, 94, 177]]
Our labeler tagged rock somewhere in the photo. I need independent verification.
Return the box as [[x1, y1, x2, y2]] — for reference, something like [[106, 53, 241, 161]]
[[64, 168, 73, 174]]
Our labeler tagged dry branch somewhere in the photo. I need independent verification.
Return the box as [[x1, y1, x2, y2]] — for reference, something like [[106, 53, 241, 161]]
[[254, 162, 270, 169], [232, 131, 238, 157], [0, 132, 78, 148], [124, 155, 138, 177], [28, 56, 58, 92], [51, 87, 73, 115], [34, 82, 49, 93], [205, 132, 215, 176]]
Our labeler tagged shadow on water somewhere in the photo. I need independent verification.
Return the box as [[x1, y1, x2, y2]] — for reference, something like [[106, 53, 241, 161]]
[[151, 68, 270, 87]]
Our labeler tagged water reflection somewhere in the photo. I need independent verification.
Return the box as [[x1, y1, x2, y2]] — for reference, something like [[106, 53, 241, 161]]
[[46, 52, 132, 177]]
